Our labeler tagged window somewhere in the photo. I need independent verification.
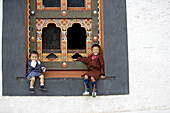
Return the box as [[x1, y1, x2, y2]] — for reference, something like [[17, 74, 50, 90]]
[[42, 23, 61, 53], [67, 0, 85, 7], [43, 0, 60, 7], [36, 0, 90, 10], [29, 0, 102, 76], [67, 23, 86, 50]]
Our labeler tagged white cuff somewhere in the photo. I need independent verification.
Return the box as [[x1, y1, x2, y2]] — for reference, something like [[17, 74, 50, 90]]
[[37, 60, 41, 65], [42, 67, 46, 72]]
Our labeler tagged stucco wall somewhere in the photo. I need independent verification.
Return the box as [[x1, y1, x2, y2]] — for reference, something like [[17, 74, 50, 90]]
[[0, 0, 170, 113]]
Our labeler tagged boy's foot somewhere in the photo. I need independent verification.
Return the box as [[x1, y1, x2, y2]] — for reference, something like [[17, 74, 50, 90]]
[[82, 88, 90, 96], [92, 90, 97, 97], [82, 91, 90, 96], [29, 88, 34, 93], [39, 85, 47, 91]]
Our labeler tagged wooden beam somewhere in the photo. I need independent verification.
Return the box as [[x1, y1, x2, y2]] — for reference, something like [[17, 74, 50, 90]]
[[92, 0, 99, 42], [42, 61, 88, 70], [29, 0, 36, 52], [35, 10, 92, 18]]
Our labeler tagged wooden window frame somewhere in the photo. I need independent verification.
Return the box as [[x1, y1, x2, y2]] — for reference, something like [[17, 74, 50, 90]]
[[36, 0, 92, 10], [27, 0, 104, 77]]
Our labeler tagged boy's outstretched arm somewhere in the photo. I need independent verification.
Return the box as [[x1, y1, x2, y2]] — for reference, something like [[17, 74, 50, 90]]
[[74, 56, 89, 64], [72, 59, 77, 61]]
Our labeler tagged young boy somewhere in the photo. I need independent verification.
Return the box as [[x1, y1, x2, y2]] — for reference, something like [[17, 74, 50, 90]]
[[27, 51, 47, 93], [73, 44, 105, 97]]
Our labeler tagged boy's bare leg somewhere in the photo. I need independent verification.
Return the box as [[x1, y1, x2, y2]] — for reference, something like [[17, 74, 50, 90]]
[[39, 75, 44, 85], [30, 77, 35, 88], [29, 77, 35, 93], [84, 75, 88, 79], [91, 77, 96, 82], [39, 75, 47, 90]]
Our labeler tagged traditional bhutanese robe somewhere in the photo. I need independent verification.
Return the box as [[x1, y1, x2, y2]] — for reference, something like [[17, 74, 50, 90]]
[[77, 54, 105, 81]]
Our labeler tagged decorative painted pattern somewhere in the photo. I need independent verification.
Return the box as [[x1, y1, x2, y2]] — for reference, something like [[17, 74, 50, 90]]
[[86, 0, 92, 10], [36, 0, 92, 10], [26, 0, 30, 58], [36, 0, 42, 10], [27, 0, 103, 63], [98, 0, 102, 45], [37, 0, 61, 10], [61, 0, 67, 10], [36, 19, 93, 62]]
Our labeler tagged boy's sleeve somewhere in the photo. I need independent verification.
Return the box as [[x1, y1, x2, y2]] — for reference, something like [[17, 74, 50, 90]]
[[100, 56, 105, 76], [27, 61, 34, 75], [77, 56, 89, 64]]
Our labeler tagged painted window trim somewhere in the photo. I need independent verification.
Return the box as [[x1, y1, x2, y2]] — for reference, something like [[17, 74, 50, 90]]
[[27, 0, 101, 70]]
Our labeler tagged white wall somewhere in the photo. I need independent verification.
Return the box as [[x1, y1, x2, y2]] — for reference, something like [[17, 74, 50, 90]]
[[1, 0, 170, 113]]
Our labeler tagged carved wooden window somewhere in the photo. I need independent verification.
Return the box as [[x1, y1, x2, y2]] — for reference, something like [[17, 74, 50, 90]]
[[26, 0, 104, 77]]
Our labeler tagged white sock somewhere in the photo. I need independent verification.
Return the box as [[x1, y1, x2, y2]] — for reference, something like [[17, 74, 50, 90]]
[[30, 86, 34, 89], [40, 84, 44, 86]]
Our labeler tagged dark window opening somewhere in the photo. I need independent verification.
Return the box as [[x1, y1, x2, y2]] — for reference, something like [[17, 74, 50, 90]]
[[42, 23, 61, 52], [67, 0, 85, 7], [43, 0, 60, 7], [67, 23, 86, 50], [72, 53, 83, 59], [46, 53, 58, 59]]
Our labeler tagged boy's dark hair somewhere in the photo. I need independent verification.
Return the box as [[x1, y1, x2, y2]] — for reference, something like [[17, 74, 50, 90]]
[[91, 44, 101, 50], [29, 51, 39, 57]]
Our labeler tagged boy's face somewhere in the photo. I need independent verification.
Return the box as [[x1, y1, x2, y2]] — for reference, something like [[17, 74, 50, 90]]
[[92, 46, 100, 56], [30, 54, 38, 61]]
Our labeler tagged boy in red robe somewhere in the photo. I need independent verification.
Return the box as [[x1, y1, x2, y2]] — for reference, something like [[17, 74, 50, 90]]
[[73, 44, 105, 97]]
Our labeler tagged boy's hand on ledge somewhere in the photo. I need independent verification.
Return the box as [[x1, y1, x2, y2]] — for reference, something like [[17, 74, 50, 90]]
[[100, 75, 105, 79], [72, 59, 77, 61], [41, 67, 46, 72], [41, 67, 45, 71]]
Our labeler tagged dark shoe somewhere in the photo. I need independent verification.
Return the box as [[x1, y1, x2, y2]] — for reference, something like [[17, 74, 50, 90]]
[[39, 85, 47, 91], [29, 88, 34, 93]]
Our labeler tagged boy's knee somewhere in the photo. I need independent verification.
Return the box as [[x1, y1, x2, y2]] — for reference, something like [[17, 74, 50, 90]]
[[31, 77, 35, 81], [39, 75, 44, 79], [84, 75, 88, 79], [91, 77, 96, 82]]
